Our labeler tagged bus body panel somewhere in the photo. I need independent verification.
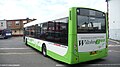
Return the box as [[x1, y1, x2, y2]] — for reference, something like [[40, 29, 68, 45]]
[[68, 7, 79, 64], [27, 37, 68, 56], [77, 34, 106, 52], [77, 34, 107, 63], [25, 37, 71, 64], [78, 48, 107, 63]]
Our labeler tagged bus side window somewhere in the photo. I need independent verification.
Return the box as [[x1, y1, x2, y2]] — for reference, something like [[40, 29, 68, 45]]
[[40, 23, 48, 40], [54, 17, 68, 45], [31, 32, 34, 35]]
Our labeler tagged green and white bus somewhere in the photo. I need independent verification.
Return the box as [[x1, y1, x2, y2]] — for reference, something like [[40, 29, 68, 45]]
[[23, 7, 108, 64]]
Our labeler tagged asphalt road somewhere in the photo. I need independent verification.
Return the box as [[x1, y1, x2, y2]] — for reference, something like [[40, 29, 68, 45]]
[[0, 37, 120, 67]]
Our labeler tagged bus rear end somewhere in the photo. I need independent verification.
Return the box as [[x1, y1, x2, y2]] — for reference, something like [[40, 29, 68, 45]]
[[76, 8, 108, 63], [68, 7, 108, 64]]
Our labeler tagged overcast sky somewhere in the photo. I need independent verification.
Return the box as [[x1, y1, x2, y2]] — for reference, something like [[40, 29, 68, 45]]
[[0, 0, 107, 20]]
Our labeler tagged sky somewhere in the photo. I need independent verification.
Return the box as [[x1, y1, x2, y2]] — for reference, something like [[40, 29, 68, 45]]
[[0, 0, 107, 20]]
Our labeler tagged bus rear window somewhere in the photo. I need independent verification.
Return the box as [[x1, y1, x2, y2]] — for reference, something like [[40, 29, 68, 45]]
[[77, 8, 106, 33]]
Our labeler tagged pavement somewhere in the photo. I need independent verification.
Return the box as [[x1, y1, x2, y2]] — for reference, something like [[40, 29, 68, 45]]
[[108, 39, 120, 45]]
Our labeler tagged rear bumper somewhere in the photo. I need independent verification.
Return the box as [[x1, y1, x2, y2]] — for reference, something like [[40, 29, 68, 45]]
[[78, 48, 108, 63]]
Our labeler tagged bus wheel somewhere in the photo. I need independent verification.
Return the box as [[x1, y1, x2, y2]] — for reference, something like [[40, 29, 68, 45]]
[[42, 44, 47, 56]]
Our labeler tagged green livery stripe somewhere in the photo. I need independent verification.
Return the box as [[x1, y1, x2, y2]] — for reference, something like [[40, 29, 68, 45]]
[[27, 41, 71, 64], [28, 41, 42, 52], [27, 40, 107, 64], [47, 50, 70, 64]]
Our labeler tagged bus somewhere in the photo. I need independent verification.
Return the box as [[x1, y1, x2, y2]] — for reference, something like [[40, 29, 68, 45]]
[[23, 7, 108, 64], [0, 29, 12, 39]]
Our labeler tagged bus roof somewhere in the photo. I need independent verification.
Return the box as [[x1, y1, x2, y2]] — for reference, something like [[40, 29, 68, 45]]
[[24, 7, 105, 28], [24, 10, 69, 27]]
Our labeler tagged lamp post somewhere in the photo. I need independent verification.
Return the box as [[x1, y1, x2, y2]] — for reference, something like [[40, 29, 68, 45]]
[[106, 0, 109, 38]]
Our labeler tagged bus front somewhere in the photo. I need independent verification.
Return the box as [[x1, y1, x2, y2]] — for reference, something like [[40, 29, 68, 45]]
[[70, 8, 108, 64]]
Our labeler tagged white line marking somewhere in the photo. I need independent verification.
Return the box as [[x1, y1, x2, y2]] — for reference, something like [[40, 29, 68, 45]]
[[109, 50, 120, 52], [56, 64, 120, 66], [0, 64, 20, 67], [56, 64, 64, 67], [108, 45, 120, 47], [0, 48, 30, 50], [109, 39, 120, 44], [91, 64, 120, 66], [0, 52, 37, 55]]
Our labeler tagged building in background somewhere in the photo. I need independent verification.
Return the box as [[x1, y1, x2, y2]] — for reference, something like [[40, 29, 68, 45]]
[[0, 18, 36, 36], [7, 19, 25, 36], [0, 20, 12, 39], [107, 0, 120, 40], [0, 20, 7, 30], [6, 18, 36, 36]]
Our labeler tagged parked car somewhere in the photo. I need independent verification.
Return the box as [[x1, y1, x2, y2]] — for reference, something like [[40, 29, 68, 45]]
[[0, 29, 12, 39]]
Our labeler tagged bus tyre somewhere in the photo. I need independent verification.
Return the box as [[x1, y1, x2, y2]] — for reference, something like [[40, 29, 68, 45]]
[[42, 45, 47, 56]]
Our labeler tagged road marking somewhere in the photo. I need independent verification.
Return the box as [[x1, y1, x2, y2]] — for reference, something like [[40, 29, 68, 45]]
[[0, 48, 31, 50], [0, 52, 37, 55], [91, 64, 120, 66], [56, 64, 120, 67], [109, 50, 120, 52], [0, 64, 20, 67], [108, 45, 120, 47], [109, 39, 120, 44], [56, 64, 64, 67]]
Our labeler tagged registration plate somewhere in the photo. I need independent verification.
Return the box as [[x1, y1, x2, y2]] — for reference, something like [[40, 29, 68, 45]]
[[6, 33, 11, 35], [90, 51, 97, 55]]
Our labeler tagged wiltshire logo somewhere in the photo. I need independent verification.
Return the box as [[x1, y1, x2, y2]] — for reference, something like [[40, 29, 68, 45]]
[[79, 39, 105, 46], [95, 39, 105, 44]]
